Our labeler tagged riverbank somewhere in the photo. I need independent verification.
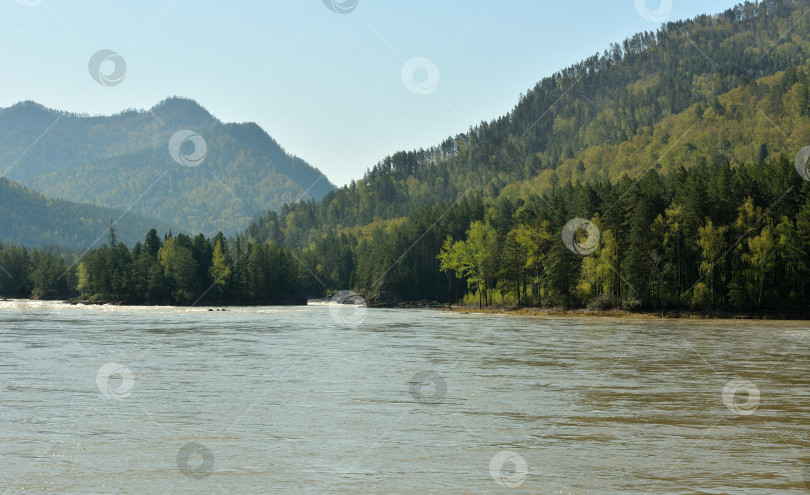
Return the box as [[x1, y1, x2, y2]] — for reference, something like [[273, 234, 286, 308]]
[[7, 296, 807, 320], [63, 294, 308, 306], [441, 304, 810, 320]]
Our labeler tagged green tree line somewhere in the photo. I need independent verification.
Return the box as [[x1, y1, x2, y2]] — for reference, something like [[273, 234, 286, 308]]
[[73, 226, 310, 305], [435, 156, 810, 312], [0, 224, 312, 305], [257, 153, 810, 313], [3, 153, 807, 313], [0, 244, 77, 300]]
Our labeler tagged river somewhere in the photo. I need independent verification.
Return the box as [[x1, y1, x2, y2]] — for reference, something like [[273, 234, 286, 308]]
[[1, 301, 808, 493]]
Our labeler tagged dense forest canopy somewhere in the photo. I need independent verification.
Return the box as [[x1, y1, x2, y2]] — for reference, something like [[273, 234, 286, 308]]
[[0, 226, 310, 306]]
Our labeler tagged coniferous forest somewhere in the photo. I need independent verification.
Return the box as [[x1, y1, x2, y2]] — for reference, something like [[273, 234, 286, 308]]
[[2, 153, 809, 313], [2, 0, 810, 314]]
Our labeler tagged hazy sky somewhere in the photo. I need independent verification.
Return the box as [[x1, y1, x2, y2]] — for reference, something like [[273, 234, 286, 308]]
[[2, 0, 737, 186]]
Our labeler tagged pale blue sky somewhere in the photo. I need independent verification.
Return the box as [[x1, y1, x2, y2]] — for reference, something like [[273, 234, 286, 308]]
[[2, 0, 737, 186]]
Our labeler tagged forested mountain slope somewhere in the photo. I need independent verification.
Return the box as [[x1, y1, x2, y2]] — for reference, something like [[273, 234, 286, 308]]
[[252, 0, 810, 248], [0, 97, 335, 236], [221, 0, 810, 313], [0, 176, 175, 251]]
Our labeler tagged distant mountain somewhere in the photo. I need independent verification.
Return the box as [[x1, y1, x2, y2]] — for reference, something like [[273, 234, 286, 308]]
[[0, 176, 176, 251], [0, 97, 335, 236]]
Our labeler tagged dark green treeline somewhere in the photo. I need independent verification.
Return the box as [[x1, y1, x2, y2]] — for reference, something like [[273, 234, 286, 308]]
[[249, 155, 810, 312], [2, 154, 809, 311], [0, 227, 313, 305]]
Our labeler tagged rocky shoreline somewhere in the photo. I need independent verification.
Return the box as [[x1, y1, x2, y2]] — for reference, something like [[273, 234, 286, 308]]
[[440, 305, 810, 320], [355, 293, 810, 318]]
